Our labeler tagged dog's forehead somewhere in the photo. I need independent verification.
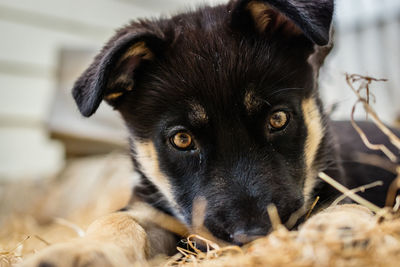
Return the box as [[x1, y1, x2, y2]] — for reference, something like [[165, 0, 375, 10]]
[[127, 9, 315, 128], [152, 28, 311, 99], [148, 43, 309, 114]]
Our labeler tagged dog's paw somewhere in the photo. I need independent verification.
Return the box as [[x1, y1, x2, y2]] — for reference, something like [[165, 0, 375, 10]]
[[21, 240, 131, 267]]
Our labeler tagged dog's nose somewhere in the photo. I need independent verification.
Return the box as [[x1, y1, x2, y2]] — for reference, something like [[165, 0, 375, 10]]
[[230, 227, 267, 245]]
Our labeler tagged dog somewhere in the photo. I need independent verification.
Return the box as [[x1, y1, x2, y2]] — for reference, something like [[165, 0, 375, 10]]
[[24, 0, 399, 266]]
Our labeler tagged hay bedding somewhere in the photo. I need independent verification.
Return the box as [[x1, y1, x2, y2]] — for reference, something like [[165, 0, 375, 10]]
[[1, 75, 400, 267], [158, 205, 400, 267], [0, 154, 134, 267], [2, 166, 400, 267]]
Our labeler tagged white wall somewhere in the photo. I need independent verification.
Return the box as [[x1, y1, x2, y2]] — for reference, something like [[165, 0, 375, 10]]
[[0, 0, 155, 180], [321, 0, 400, 122], [0, 0, 226, 180]]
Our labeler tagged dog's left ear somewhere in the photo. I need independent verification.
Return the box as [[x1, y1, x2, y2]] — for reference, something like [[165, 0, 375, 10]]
[[72, 30, 165, 117], [229, 0, 334, 46]]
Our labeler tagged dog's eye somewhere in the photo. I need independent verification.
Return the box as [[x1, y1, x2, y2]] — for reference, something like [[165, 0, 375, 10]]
[[170, 132, 194, 150], [269, 111, 289, 130]]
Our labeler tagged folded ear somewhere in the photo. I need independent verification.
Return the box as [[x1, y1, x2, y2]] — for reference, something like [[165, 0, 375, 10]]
[[229, 0, 334, 46], [72, 30, 165, 117]]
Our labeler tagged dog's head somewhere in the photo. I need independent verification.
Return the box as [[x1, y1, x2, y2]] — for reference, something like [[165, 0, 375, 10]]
[[72, 0, 334, 244]]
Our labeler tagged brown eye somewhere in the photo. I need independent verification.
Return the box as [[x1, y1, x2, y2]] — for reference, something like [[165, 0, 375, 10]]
[[171, 132, 194, 150], [269, 111, 289, 130]]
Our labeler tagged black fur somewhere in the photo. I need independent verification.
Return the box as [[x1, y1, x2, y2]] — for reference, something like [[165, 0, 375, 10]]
[[71, 0, 398, 245]]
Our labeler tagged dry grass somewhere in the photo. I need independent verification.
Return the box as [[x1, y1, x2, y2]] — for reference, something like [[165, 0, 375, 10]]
[[1, 74, 399, 267], [159, 205, 400, 267], [0, 153, 134, 267]]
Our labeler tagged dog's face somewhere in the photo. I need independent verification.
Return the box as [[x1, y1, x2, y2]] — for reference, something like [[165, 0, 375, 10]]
[[72, 0, 334, 244]]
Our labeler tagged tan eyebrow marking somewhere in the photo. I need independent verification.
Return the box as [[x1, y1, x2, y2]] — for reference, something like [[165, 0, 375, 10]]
[[188, 102, 208, 125], [244, 90, 263, 114]]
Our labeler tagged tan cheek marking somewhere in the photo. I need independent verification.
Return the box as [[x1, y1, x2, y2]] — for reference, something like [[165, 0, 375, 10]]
[[302, 97, 324, 204], [246, 1, 271, 32], [188, 102, 208, 125], [134, 141, 180, 214]]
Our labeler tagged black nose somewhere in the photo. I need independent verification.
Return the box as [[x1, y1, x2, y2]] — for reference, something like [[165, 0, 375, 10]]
[[230, 227, 267, 245]]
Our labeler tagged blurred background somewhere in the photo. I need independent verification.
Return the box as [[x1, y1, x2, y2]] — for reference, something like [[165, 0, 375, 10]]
[[0, 0, 399, 181]]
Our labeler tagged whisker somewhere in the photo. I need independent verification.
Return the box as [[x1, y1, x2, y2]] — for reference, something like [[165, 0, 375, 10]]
[[265, 69, 299, 89], [255, 87, 304, 106], [267, 87, 304, 97]]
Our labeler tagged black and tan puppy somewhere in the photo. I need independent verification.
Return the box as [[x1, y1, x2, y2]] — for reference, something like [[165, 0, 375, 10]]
[[25, 0, 399, 266]]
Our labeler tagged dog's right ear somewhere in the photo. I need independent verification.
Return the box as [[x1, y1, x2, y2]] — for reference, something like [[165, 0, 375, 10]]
[[72, 30, 165, 117], [229, 0, 334, 46]]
